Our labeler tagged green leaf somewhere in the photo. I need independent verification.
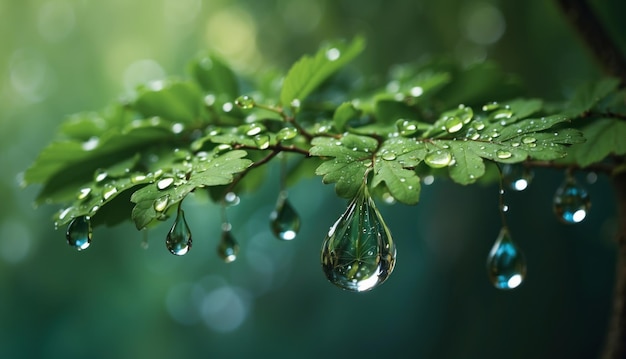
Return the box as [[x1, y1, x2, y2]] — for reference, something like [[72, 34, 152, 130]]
[[131, 150, 252, 229], [310, 134, 377, 198], [567, 78, 620, 115], [133, 80, 205, 124], [566, 118, 626, 167], [189, 55, 239, 99], [447, 142, 486, 185], [333, 102, 361, 131], [280, 37, 365, 107]]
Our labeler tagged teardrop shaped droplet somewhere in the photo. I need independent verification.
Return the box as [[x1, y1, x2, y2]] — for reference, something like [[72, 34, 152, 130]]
[[66, 215, 92, 251], [553, 176, 591, 224], [321, 184, 396, 292], [235, 95, 255, 109], [217, 227, 239, 263], [502, 164, 533, 191], [166, 208, 192, 255], [269, 192, 301, 241], [486, 227, 526, 290]]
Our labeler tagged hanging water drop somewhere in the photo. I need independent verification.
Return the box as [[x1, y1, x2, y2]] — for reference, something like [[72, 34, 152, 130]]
[[66, 215, 92, 251], [235, 95, 255, 109], [269, 191, 301, 241], [502, 165, 533, 191], [321, 183, 396, 292], [224, 192, 240, 206], [217, 225, 239, 263], [553, 176, 591, 224], [166, 206, 192, 256], [486, 227, 526, 290]]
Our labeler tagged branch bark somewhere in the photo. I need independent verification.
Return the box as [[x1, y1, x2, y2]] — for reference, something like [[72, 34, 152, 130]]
[[555, 0, 626, 86]]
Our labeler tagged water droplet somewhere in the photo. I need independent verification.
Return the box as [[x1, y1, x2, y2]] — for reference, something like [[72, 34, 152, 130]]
[[240, 123, 265, 136], [492, 108, 513, 120], [154, 195, 170, 213], [521, 136, 536, 144], [102, 183, 118, 200], [382, 152, 397, 161], [131, 173, 147, 183], [290, 99, 301, 109], [235, 95, 255, 109], [424, 150, 453, 168], [325, 48, 340, 61], [444, 116, 463, 133], [82, 137, 99, 151], [254, 135, 270, 150], [482, 102, 499, 111], [502, 165, 533, 191], [94, 169, 108, 182], [276, 127, 298, 141], [171, 123, 185, 134], [77, 187, 92, 200], [157, 177, 174, 190], [409, 86, 423, 97], [66, 216, 92, 251], [166, 208, 192, 256], [222, 102, 234, 112], [321, 184, 396, 292], [496, 150, 512, 159], [396, 119, 418, 136], [269, 192, 301, 241], [224, 192, 240, 206], [217, 229, 239, 263], [472, 121, 486, 131], [486, 227, 526, 290], [553, 177, 590, 224]]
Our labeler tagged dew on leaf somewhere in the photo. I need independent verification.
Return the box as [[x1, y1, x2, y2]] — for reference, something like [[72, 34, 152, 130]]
[[325, 48, 340, 61], [486, 227, 526, 290], [496, 150, 512, 159], [276, 127, 298, 141], [235, 95, 255, 109], [396, 119, 418, 136], [424, 150, 452, 168], [166, 208, 192, 256], [482, 102, 499, 111], [66, 215, 92, 251], [77, 187, 92, 200], [154, 195, 170, 213], [553, 176, 590, 224], [382, 152, 397, 161], [269, 191, 301, 241], [157, 177, 175, 190], [409, 86, 423, 97], [94, 169, 108, 183], [82, 137, 99, 151], [102, 183, 118, 200], [222, 102, 234, 112], [492, 108, 513, 120], [522, 136, 536, 144], [444, 116, 463, 133], [171, 123, 185, 134], [254, 135, 270, 150], [321, 184, 396, 292]]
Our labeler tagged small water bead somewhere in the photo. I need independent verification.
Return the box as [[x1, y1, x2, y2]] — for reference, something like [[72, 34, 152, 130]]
[[222, 102, 234, 112], [381, 152, 397, 161], [217, 229, 239, 263], [254, 135, 270, 150], [486, 227, 526, 290], [102, 183, 118, 200], [276, 127, 298, 141], [321, 184, 396, 292], [240, 123, 265, 136], [171, 123, 185, 134], [409, 86, 423, 97], [482, 102, 500, 111], [553, 176, 591, 224], [154, 195, 170, 213], [157, 177, 175, 190], [472, 121, 486, 131], [325, 47, 341, 61], [269, 192, 301, 241], [496, 150, 512, 159], [492, 108, 513, 120], [235, 95, 255, 109], [444, 116, 463, 133], [457, 105, 473, 124], [166, 208, 192, 256], [66, 216, 92, 251], [396, 119, 418, 136], [94, 169, 108, 183], [521, 136, 536, 144], [224, 192, 240, 206], [131, 173, 147, 183], [77, 187, 92, 200], [424, 150, 453, 168]]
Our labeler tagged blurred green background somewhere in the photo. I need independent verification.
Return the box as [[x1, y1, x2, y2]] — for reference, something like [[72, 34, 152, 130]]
[[1, 0, 623, 358]]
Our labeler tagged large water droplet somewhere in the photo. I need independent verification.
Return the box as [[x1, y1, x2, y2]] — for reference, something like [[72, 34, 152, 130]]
[[553, 177, 591, 224], [157, 177, 174, 190], [102, 183, 118, 200], [424, 150, 453, 168], [276, 127, 298, 141], [396, 119, 418, 136], [166, 208, 192, 255], [66, 215, 92, 251], [321, 184, 396, 292], [444, 116, 463, 133], [502, 164, 533, 191], [235, 95, 255, 109], [154, 195, 170, 213], [77, 187, 92, 200], [217, 227, 239, 263], [94, 169, 108, 182], [486, 227, 526, 290], [269, 192, 301, 241]]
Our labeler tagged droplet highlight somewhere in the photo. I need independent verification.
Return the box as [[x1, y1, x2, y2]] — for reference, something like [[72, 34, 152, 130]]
[[235, 95, 255, 109], [66, 215, 92, 251], [217, 227, 239, 263], [424, 150, 453, 168], [553, 176, 591, 224], [321, 184, 396, 292], [166, 208, 192, 256], [269, 192, 301, 241], [486, 227, 526, 290]]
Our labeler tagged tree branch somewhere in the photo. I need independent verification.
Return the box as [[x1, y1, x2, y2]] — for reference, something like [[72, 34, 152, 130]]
[[555, 0, 626, 86]]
